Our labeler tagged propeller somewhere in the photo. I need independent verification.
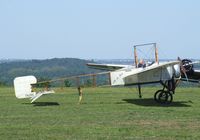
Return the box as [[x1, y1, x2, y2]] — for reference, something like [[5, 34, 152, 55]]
[[181, 59, 194, 74], [177, 57, 189, 82]]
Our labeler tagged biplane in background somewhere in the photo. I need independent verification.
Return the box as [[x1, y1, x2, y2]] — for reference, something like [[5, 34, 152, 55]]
[[14, 43, 200, 104]]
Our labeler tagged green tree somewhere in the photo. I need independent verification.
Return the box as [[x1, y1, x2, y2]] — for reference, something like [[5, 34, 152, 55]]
[[36, 77, 51, 88], [0, 81, 7, 87], [64, 80, 71, 87], [85, 79, 93, 87]]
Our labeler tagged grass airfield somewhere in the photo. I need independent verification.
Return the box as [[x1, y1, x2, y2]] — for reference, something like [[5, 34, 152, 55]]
[[0, 87, 200, 140]]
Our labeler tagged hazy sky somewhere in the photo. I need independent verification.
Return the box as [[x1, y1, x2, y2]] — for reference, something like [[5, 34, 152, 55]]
[[0, 0, 200, 59]]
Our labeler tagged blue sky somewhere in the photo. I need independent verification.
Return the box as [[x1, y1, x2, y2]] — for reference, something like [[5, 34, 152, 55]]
[[0, 0, 200, 59]]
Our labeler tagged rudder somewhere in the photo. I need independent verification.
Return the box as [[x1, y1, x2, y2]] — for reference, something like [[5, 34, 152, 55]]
[[14, 76, 37, 99]]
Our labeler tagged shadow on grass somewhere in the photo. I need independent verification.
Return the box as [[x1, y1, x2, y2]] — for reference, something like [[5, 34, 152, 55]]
[[23, 102, 60, 106], [123, 98, 192, 107], [33, 102, 60, 106]]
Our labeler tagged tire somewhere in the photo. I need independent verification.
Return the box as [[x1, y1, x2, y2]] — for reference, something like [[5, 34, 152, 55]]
[[154, 90, 163, 102], [155, 90, 173, 104]]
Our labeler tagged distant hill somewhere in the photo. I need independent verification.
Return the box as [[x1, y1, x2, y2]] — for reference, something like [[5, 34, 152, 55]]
[[1, 58, 199, 86], [0, 58, 97, 86]]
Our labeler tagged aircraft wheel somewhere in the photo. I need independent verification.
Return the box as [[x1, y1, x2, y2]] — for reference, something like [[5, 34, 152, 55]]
[[167, 92, 173, 103], [158, 91, 173, 104], [154, 90, 163, 102]]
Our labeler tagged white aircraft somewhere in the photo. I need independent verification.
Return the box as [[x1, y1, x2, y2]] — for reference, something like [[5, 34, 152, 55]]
[[13, 43, 200, 104], [87, 43, 200, 104]]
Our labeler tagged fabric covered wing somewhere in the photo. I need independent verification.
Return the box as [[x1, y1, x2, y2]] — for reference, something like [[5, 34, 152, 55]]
[[181, 69, 200, 82], [87, 63, 128, 71], [110, 61, 180, 86]]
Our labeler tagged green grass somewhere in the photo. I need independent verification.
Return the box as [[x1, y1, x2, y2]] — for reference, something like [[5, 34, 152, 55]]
[[0, 87, 200, 140]]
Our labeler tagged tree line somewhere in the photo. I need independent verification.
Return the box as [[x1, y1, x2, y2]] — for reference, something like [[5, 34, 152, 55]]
[[0, 58, 99, 86]]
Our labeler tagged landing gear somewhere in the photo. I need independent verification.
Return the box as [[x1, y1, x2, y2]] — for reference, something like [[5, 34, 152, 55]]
[[135, 78, 178, 104], [138, 84, 142, 98], [154, 80, 176, 104], [154, 90, 173, 104]]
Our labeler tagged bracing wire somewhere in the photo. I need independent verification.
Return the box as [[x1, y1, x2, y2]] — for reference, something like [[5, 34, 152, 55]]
[[137, 46, 155, 62]]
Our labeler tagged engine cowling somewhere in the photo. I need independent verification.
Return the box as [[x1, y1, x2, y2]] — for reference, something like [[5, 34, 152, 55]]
[[182, 59, 194, 75]]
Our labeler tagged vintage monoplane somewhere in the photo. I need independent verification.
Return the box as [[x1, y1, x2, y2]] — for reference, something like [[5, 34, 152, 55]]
[[14, 43, 200, 104], [87, 43, 200, 104]]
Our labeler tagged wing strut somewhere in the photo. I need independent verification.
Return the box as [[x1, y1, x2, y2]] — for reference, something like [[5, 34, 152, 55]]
[[138, 84, 142, 98]]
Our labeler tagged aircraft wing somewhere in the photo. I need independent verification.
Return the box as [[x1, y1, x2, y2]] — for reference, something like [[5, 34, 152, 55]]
[[110, 61, 180, 86], [181, 69, 200, 83], [194, 70, 200, 76], [192, 69, 200, 79], [181, 78, 200, 83], [87, 63, 129, 71], [134, 61, 180, 74]]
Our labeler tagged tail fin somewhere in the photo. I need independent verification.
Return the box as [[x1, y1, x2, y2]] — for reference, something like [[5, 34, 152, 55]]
[[14, 76, 37, 99]]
